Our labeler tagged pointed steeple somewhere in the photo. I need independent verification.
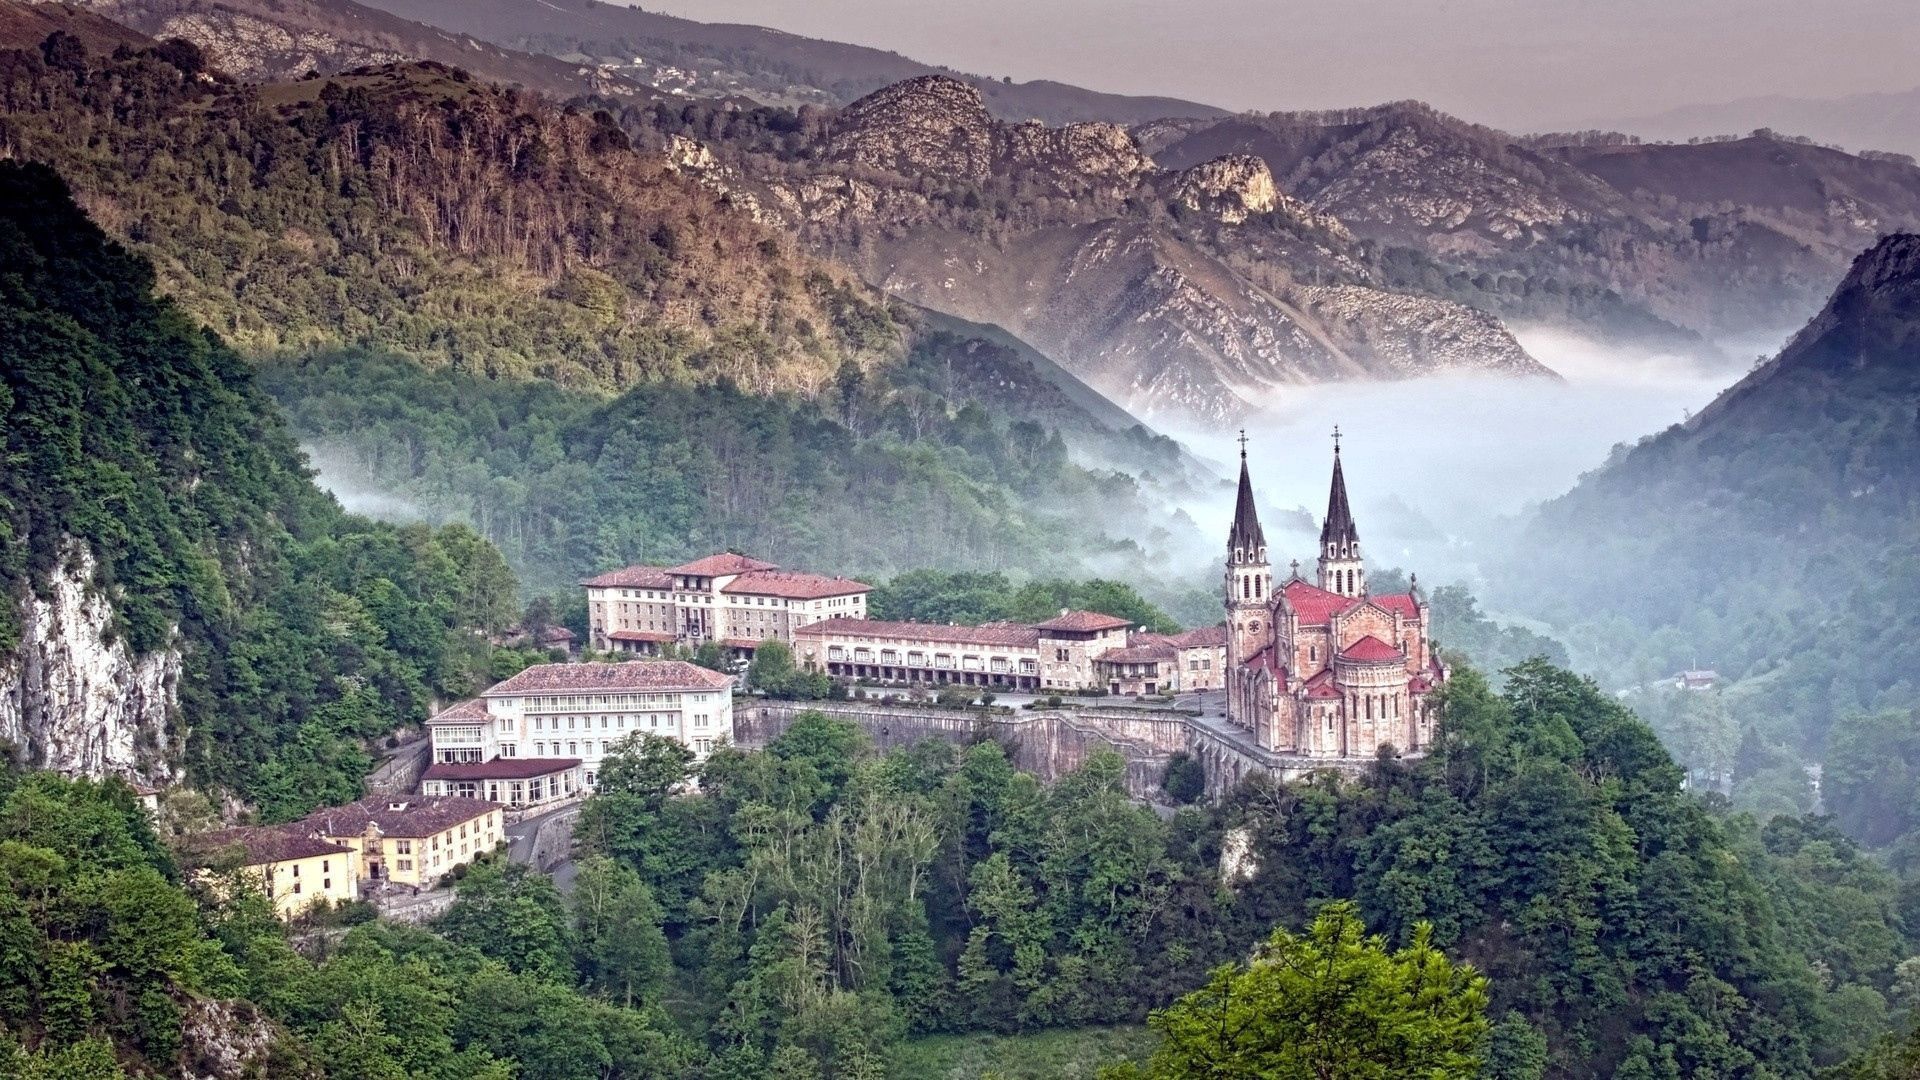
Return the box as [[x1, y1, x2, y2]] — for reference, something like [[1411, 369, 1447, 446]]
[[1317, 427, 1365, 597], [1228, 433, 1266, 557], [1320, 430, 1358, 550]]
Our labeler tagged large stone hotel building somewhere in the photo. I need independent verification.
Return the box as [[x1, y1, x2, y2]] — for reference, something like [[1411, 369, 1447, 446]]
[[422, 660, 734, 806], [583, 553, 871, 657]]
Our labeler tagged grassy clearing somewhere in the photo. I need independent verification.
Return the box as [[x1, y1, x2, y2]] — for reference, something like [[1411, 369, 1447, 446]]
[[895, 1025, 1156, 1079]]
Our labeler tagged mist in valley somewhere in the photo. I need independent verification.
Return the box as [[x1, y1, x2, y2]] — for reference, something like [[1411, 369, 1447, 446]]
[[1153, 328, 1749, 617]]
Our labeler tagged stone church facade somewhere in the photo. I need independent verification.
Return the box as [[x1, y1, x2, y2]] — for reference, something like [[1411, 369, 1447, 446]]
[[1223, 440, 1446, 759]]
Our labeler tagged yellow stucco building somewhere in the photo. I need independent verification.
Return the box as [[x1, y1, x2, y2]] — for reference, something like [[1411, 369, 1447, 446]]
[[298, 795, 504, 887], [187, 826, 359, 919]]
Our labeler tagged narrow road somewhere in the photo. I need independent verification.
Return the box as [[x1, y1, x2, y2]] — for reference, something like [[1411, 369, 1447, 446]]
[[507, 802, 582, 893]]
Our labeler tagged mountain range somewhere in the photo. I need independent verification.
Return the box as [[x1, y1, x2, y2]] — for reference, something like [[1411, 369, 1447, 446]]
[[24, 0, 1920, 424], [1585, 85, 1920, 161], [351, 0, 1229, 124]]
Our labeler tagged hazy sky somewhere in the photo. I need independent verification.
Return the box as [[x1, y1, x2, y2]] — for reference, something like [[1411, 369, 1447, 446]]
[[639, 0, 1920, 129]]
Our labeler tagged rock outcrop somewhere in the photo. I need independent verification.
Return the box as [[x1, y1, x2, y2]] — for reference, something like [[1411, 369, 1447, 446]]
[[754, 77, 1551, 420], [0, 544, 178, 785]]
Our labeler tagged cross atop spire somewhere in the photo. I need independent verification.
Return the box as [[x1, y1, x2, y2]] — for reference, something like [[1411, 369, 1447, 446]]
[[1227, 436, 1266, 558], [1320, 431, 1358, 548]]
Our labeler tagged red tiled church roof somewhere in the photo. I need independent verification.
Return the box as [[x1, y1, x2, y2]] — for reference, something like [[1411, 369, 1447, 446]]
[[607, 630, 674, 644], [1303, 669, 1343, 699], [1281, 579, 1421, 626], [1339, 635, 1403, 662]]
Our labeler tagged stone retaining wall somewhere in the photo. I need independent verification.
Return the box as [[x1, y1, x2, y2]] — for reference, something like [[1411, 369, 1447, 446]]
[[738, 702, 1192, 799]]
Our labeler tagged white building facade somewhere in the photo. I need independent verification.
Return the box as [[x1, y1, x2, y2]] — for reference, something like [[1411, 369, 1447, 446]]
[[422, 661, 736, 804]]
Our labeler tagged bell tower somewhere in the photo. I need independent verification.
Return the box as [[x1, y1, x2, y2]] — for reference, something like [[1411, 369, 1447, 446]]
[[1317, 427, 1366, 598], [1225, 431, 1272, 666]]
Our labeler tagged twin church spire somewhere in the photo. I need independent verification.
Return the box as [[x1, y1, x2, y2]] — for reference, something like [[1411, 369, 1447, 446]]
[[1224, 427, 1365, 599]]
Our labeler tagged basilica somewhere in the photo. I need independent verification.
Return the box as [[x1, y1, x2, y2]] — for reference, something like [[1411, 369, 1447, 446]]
[[1223, 437, 1447, 760]]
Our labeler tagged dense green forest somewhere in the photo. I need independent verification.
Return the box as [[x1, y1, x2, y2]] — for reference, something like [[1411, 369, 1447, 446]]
[[0, 34, 1211, 611], [0, 36, 894, 394], [261, 349, 1206, 612], [0, 160, 519, 819], [549, 660, 1915, 1078]]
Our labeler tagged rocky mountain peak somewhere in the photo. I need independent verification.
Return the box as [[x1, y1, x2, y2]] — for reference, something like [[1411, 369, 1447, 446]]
[[1839, 232, 1920, 300], [831, 74, 995, 181], [1767, 232, 1920, 376], [1167, 154, 1278, 223]]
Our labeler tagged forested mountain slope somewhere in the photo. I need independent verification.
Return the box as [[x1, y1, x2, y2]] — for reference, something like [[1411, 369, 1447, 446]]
[[0, 33, 896, 393], [0, 160, 518, 817], [0, 32, 1215, 604], [1506, 234, 1920, 781]]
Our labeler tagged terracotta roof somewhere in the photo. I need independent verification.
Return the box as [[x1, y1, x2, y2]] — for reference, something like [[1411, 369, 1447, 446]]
[[582, 565, 673, 588], [299, 796, 498, 840], [723, 638, 763, 649], [1339, 635, 1404, 663], [183, 825, 351, 867], [485, 661, 733, 695], [1409, 675, 1436, 693], [1370, 593, 1420, 619], [426, 698, 489, 726], [796, 617, 1040, 649], [724, 569, 870, 599], [607, 630, 674, 644], [1303, 669, 1343, 699], [1281, 580, 1421, 625], [422, 758, 581, 782], [1282, 579, 1355, 624], [1097, 643, 1177, 664], [539, 626, 576, 643], [1169, 624, 1228, 648], [666, 553, 777, 577], [1031, 610, 1134, 633]]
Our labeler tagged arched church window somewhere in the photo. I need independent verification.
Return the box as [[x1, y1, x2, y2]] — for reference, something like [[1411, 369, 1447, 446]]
[[1242, 577, 1250, 599], [1254, 576, 1262, 598]]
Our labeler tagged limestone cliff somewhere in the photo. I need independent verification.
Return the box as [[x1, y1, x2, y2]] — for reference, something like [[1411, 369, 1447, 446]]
[[0, 545, 178, 785], [727, 76, 1551, 420]]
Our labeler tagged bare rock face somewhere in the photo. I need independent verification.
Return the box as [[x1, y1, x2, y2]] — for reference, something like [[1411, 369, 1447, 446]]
[[830, 75, 997, 182], [150, 8, 406, 80], [0, 544, 178, 785], [1167, 154, 1280, 223], [1004, 119, 1156, 183], [180, 998, 285, 1080]]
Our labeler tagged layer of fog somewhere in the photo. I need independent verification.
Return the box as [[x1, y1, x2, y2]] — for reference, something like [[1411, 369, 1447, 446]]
[[1154, 327, 1748, 599], [303, 444, 422, 521]]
